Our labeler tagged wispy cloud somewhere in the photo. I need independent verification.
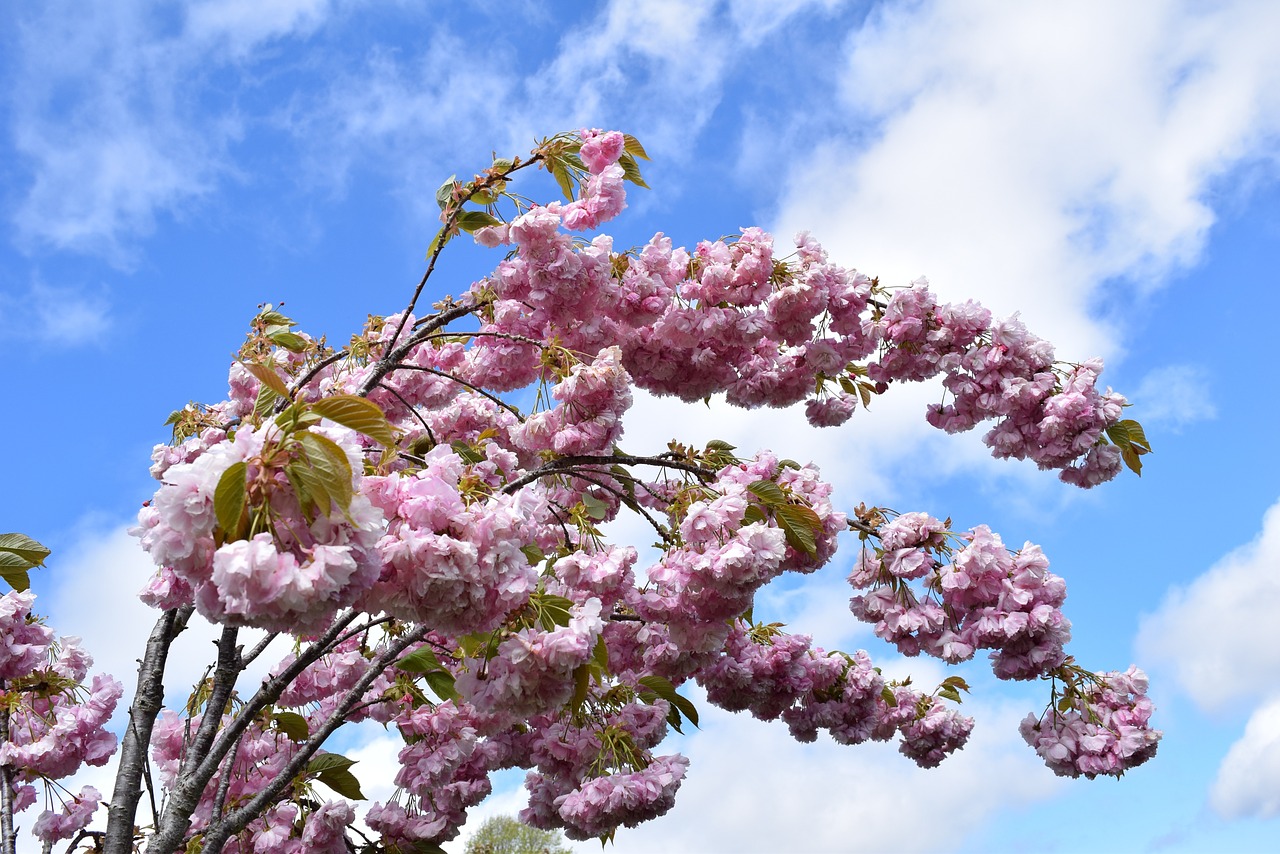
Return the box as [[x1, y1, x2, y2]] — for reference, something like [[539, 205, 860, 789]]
[[1131, 365, 1217, 430], [0, 280, 113, 346], [5, 0, 350, 262], [773, 0, 1280, 353]]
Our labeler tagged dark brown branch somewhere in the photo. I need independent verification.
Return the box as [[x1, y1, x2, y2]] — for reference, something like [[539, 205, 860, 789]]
[[149, 626, 242, 851], [387, 363, 526, 421], [501, 453, 715, 495], [358, 301, 479, 398], [238, 632, 279, 670], [385, 154, 544, 354], [104, 605, 193, 854], [287, 349, 348, 400], [146, 612, 358, 853], [198, 625, 432, 852]]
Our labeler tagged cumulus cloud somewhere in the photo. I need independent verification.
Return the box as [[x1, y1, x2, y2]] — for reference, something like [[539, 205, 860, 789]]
[[1137, 498, 1280, 713], [1210, 696, 1280, 819], [773, 0, 1280, 353], [598, 697, 1057, 853]]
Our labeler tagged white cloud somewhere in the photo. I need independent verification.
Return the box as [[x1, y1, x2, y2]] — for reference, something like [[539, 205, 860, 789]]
[[1130, 365, 1217, 430], [595, 697, 1058, 853], [1210, 695, 1280, 820], [772, 0, 1280, 356], [6, 0, 347, 261], [1137, 498, 1280, 714], [185, 0, 338, 56]]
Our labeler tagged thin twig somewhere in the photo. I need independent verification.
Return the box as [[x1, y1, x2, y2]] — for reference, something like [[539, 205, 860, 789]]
[[387, 363, 526, 421]]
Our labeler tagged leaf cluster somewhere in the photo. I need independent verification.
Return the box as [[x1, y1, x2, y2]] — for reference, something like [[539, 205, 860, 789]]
[[0, 532, 49, 592]]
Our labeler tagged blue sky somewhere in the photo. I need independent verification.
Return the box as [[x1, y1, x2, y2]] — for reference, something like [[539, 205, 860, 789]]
[[2, 1, 1279, 851]]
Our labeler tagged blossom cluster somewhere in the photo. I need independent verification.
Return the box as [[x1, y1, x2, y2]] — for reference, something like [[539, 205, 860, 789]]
[[849, 513, 1072, 680], [699, 622, 973, 768], [1020, 666, 1161, 779], [0, 591, 121, 846], [847, 510, 1160, 775]]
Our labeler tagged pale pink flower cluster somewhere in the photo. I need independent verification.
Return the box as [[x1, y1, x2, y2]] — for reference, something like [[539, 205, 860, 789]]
[[361, 446, 549, 636], [456, 598, 604, 717], [518, 346, 633, 456], [134, 424, 385, 633], [0, 590, 53, 678], [1020, 666, 1160, 778], [362, 700, 501, 845], [869, 283, 1129, 486], [151, 709, 320, 843], [850, 519, 1071, 680], [698, 622, 973, 768], [30, 786, 102, 844], [555, 754, 689, 839], [520, 700, 681, 841], [0, 592, 121, 846]]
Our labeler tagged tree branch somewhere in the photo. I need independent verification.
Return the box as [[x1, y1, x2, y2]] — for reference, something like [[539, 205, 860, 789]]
[[501, 453, 715, 495], [199, 625, 432, 852], [145, 612, 357, 854], [104, 605, 193, 854]]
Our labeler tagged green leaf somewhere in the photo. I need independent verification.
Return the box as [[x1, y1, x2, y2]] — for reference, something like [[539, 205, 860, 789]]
[[423, 669, 459, 702], [396, 647, 444, 674], [570, 662, 591, 712], [306, 752, 365, 800], [492, 157, 514, 172], [622, 134, 650, 161], [591, 634, 610, 672], [1116, 418, 1151, 451], [0, 556, 32, 592], [456, 210, 502, 234], [426, 225, 451, 258], [637, 675, 699, 729], [296, 431, 354, 514], [550, 160, 576, 200], [1105, 421, 1131, 447], [214, 462, 248, 541], [746, 480, 787, 507], [938, 685, 963, 704], [536, 593, 574, 631], [581, 492, 609, 521], [435, 175, 457, 210], [775, 503, 822, 557], [742, 504, 767, 525], [450, 440, 485, 465], [243, 362, 291, 398], [272, 711, 310, 742], [617, 153, 649, 189], [0, 533, 50, 567], [1121, 443, 1144, 476], [881, 686, 898, 707], [309, 395, 396, 447], [252, 384, 280, 421], [267, 330, 309, 353], [521, 543, 546, 566], [258, 309, 293, 327], [705, 439, 736, 452]]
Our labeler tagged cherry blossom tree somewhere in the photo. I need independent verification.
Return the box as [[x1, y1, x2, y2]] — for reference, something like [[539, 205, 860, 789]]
[[1, 130, 1159, 854]]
